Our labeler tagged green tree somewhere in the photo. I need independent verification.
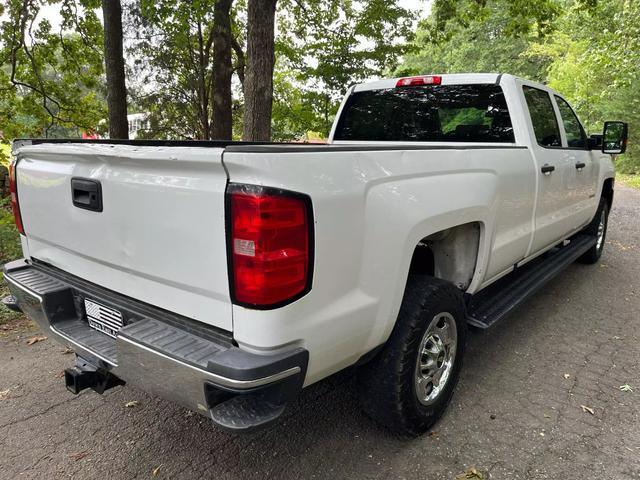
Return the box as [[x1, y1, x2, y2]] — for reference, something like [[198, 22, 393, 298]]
[[127, 0, 417, 140], [0, 0, 106, 144], [130, 0, 242, 139], [397, 2, 551, 81], [427, 0, 598, 41], [528, 0, 640, 171], [274, 0, 416, 137]]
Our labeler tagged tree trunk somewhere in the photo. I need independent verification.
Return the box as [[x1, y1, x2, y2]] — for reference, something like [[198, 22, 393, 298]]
[[196, 20, 210, 139], [211, 0, 234, 140], [242, 0, 278, 141], [102, 0, 128, 139]]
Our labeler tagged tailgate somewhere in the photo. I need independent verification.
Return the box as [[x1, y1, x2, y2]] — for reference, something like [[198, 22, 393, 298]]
[[14, 143, 232, 331]]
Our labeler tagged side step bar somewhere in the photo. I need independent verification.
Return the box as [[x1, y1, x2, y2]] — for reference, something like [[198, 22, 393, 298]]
[[467, 234, 596, 329]]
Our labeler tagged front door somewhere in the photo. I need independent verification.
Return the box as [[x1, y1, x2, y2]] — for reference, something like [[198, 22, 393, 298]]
[[553, 95, 599, 229]]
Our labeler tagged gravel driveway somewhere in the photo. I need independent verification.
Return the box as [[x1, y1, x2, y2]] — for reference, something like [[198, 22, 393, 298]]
[[1, 185, 639, 480]]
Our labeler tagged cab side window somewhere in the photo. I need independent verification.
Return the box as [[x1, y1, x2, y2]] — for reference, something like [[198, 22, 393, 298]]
[[523, 86, 561, 147], [555, 96, 588, 149]]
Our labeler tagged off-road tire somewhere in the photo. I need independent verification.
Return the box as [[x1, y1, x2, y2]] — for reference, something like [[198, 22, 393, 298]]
[[578, 197, 609, 264], [357, 275, 467, 436]]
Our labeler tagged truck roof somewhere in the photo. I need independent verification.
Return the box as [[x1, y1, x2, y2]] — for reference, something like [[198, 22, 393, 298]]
[[353, 73, 515, 92]]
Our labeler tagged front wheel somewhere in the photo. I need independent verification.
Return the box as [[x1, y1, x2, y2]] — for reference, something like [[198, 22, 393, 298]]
[[357, 276, 466, 436], [578, 198, 609, 264]]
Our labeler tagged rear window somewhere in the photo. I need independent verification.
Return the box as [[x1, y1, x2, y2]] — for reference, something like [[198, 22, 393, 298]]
[[523, 86, 561, 148], [333, 84, 515, 143]]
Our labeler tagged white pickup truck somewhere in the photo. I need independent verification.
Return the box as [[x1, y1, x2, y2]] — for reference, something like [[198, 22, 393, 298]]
[[3, 73, 628, 435]]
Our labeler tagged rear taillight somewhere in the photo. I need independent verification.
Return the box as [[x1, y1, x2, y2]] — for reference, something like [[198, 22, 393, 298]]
[[227, 184, 313, 308], [8, 160, 25, 235], [396, 75, 442, 87]]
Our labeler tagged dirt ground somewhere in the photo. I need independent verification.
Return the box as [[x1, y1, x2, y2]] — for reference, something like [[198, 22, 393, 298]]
[[1, 185, 639, 480]]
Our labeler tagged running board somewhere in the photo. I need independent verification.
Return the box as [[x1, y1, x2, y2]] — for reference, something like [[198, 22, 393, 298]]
[[467, 235, 596, 329]]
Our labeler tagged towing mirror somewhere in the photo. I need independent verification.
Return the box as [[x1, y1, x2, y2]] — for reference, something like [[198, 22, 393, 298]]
[[602, 121, 628, 154]]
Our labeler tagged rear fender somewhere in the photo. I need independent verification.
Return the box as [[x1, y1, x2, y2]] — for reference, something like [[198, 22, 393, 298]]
[[359, 172, 497, 349]]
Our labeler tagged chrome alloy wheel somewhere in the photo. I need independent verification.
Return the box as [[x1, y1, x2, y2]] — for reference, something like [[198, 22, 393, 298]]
[[414, 312, 458, 406], [596, 209, 606, 250]]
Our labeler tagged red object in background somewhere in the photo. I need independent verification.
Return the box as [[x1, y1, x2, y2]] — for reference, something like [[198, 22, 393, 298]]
[[9, 161, 25, 235], [82, 131, 99, 139]]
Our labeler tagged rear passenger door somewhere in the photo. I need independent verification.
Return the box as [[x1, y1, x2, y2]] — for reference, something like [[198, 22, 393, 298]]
[[553, 95, 598, 227], [521, 84, 573, 256]]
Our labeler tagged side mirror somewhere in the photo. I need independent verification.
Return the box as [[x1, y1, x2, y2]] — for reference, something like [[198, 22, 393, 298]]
[[602, 121, 628, 154]]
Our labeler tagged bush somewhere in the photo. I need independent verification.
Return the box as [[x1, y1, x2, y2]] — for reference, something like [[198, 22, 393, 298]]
[[0, 196, 21, 265], [0, 195, 22, 325], [615, 149, 640, 175]]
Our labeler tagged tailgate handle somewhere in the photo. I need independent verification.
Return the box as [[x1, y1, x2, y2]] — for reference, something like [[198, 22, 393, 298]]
[[71, 178, 103, 212]]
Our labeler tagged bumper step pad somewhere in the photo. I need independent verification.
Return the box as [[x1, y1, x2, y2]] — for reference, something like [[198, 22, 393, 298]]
[[210, 395, 287, 431], [119, 318, 228, 370]]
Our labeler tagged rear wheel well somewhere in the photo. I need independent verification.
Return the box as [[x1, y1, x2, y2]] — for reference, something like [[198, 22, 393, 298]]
[[408, 222, 481, 290]]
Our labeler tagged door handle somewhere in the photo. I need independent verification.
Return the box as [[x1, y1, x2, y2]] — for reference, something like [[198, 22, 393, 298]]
[[575, 162, 586, 170], [541, 164, 555, 175]]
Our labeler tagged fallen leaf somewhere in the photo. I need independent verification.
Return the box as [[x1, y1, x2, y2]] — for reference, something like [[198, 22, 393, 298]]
[[152, 465, 163, 477], [61, 346, 74, 354], [563, 373, 571, 379], [125, 400, 139, 408], [581, 405, 595, 415], [26, 336, 47, 346], [620, 384, 634, 393], [69, 451, 88, 461], [55, 371, 65, 379], [0, 389, 11, 400], [455, 466, 485, 480]]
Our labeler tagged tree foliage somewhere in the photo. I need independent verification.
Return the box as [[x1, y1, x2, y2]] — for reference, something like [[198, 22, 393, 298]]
[[427, 0, 598, 41], [531, 0, 640, 172], [397, 2, 551, 81], [128, 0, 224, 139], [0, 0, 105, 143], [398, 0, 640, 173], [1, 0, 639, 172], [274, 0, 416, 138], [126, 0, 416, 140]]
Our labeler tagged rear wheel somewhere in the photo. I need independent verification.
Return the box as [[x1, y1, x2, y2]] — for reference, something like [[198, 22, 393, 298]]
[[357, 276, 466, 436], [578, 198, 609, 264]]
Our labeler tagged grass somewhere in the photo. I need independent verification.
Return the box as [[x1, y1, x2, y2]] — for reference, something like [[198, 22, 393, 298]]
[[0, 280, 21, 326], [617, 174, 640, 190]]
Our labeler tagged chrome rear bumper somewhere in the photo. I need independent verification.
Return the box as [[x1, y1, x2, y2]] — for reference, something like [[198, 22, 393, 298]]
[[3, 259, 308, 430]]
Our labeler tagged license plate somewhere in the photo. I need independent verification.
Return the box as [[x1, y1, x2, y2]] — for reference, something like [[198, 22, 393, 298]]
[[84, 299, 123, 338]]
